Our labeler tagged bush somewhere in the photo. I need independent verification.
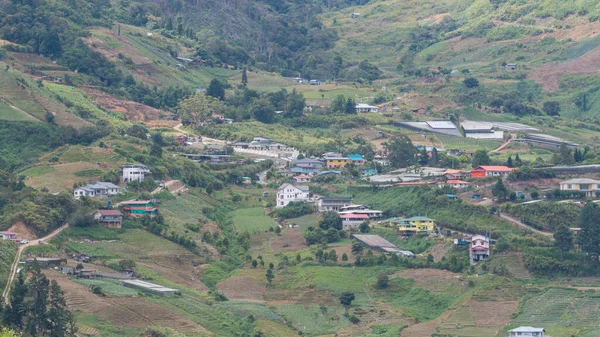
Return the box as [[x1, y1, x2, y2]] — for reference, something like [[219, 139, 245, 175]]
[[270, 202, 314, 219]]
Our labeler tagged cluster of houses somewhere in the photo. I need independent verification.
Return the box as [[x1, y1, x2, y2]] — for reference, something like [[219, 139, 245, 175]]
[[93, 200, 159, 229], [283, 153, 381, 183]]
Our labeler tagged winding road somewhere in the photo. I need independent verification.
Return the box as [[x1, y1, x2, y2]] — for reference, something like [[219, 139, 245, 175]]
[[2, 224, 69, 303]]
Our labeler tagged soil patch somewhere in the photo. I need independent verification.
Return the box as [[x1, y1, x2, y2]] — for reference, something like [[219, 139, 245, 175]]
[[265, 288, 338, 306], [269, 230, 307, 252], [139, 254, 209, 293], [427, 242, 452, 263], [81, 88, 165, 121], [7, 221, 37, 240], [392, 269, 462, 292], [35, 95, 92, 129], [216, 275, 266, 302], [469, 299, 518, 326]]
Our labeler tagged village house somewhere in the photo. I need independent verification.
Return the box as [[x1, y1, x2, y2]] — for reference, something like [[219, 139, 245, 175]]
[[389, 216, 436, 234], [339, 205, 383, 219], [411, 107, 426, 114], [351, 12, 360, 18], [74, 182, 121, 198], [95, 210, 124, 228], [290, 164, 320, 175], [559, 178, 600, 197], [291, 158, 324, 168], [438, 180, 469, 189], [442, 169, 469, 180], [507, 326, 545, 337], [120, 200, 158, 218], [120, 164, 151, 183], [325, 156, 351, 169], [470, 165, 513, 178], [504, 63, 517, 71], [292, 175, 312, 184], [247, 137, 289, 151], [339, 213, 369, 230], [317, 196, 353, 212], [212, 113, 225, 121], [26, 258, 67, 268], [347, 154, 365, 165], [469, 234, 490, 263], [0, 231, 17, 240], [276, 183, 310, 208], [355, 103, 378, 113]]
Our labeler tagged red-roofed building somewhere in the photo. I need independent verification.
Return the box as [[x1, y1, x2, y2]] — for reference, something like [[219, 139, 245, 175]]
[[471, 166, 513, 178], [0, 231, 17, 240], [339, 213, 369, 230], [394, 181, 436, 187], [95, 210, 124, 228], [442, 169, 469, 180], [438, 180, 469, 189]]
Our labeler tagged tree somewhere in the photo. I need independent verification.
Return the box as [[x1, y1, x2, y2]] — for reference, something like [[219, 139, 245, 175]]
[[0, 328, 20, 337], [554, 224, 573, 255], [206, 79, 225, 100], [241, 67, 248, 86], [250, 97, 275, 124], [359, 222, 370, 233], [48, 280, 76, 337], [559, 143, 574, 165], [463, 77, 479, 88], [178, 93, 224, 128], [150, 143, 162, 158], [492, 179, 508, 200], [543, 101, 560, 116], [331, 95, 346, 113], [376, 273, 389, 289], [339, 292, 355, 306], [265, 269, 274, 286], [431, 147, 439, 165], [385, 136, 417, 168], [251, 260, 258, 268], [579, 203, 600, 257], [4, 272, 27, 329], [345, 98, 357, 114], [319, 211, 343, 230], [328, 250, 338, 262], [284, 89, 305, 118], [45, 111, 55, 124], [531, 190, 539, 199], [472, 150, 491, 167], [514, 153, 522, 167], [506, 155, 513, 168], [150, 132, 164, 146], [342, 253, 348, 261], [351, 242, 363, 255], [26, 264, 49, 336]]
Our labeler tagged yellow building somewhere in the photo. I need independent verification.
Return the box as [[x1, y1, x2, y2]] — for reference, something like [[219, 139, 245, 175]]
[[390, 216, 435, 234], [325, 157, 351, 169]]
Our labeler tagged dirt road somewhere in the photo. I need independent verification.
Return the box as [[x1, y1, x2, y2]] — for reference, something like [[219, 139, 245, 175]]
[[490, 134, 513, 153], [498, 213, 553, 237], [2, 224, 69, 303]]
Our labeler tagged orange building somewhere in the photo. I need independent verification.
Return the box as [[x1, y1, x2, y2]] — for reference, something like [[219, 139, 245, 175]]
[[471, 166, 513, 178]]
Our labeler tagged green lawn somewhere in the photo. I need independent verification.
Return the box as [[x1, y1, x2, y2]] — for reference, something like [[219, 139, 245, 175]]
[[21, 165, 56, 177], [0, 102, 39, 122], [231, 207, 277, 234], [287, 214, 319, 229], [275, 304, 350, 336]]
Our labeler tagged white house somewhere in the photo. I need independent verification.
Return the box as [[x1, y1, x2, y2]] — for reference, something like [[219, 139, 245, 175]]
[[120, 164, 151, 182], [507, 326, 545, 337], [559, 178, 600, 197], [340, 213, 369, 230], [276, 183, 310, 208], [437, 180, 469, 189], [74, 182, 121, 198], [469, 234, 490, 264], [355, 104, 378, 113], [0, 231, 17, 240]]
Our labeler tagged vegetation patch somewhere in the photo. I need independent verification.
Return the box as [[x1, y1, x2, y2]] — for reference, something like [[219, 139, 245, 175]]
[[231, 207, 277, 234]]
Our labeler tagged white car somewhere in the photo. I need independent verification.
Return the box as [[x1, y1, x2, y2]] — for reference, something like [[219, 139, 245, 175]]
[[19, 240, 29, 244], [38, 240, 44, 244]]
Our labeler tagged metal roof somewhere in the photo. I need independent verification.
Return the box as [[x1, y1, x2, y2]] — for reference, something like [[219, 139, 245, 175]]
[[426, 121, 456, 129], [508, 326, 545, 333], [561, 178, 600, 184]]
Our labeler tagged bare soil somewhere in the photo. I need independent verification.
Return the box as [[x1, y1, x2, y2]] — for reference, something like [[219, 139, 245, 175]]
[[265, 288, 339, 306], [140, 254, 209, 293], [7, 221, 38, 240], [269, 230, 307, 252], [427, 242, 452, 263], [216, 275, 266, 302], [81, 88, 165, 121], [392, 268, 463, 292], [35, 95, 92, 129], [469, 300, 518, 326]]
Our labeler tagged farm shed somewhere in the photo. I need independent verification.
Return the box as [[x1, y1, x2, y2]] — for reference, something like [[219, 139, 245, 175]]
[[122, 280, 179, 296], [352, 234, 414, 258], [26, 258, 67, 268]]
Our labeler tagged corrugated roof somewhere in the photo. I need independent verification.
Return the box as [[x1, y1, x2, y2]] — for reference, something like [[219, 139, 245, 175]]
[[340, 213, 369, 219], [426, 121, 456, 129], [508, 326, 545, 333], [473, 166, 513, 172], [347, 154, 364, 161], [561, 178, 600, 184], [97, 210, 123, 216]]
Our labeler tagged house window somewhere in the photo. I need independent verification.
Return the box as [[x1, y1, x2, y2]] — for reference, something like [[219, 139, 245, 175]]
[[568, 184, 572, 189]]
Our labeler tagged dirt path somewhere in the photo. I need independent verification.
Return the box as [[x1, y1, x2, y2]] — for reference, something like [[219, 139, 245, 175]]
[[174, 123, 227, 144], [498, 213, 553, 237], [2, 224, 69, 303], [490, 134, 513, 153]]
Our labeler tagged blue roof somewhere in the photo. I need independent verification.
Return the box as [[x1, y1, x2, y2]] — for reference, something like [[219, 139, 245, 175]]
[[318, 170, 341, 175], [348, 154, 364, 161]]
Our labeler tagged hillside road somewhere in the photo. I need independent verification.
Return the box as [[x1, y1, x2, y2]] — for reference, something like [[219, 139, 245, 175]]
[[2, 224, 69, 303]]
